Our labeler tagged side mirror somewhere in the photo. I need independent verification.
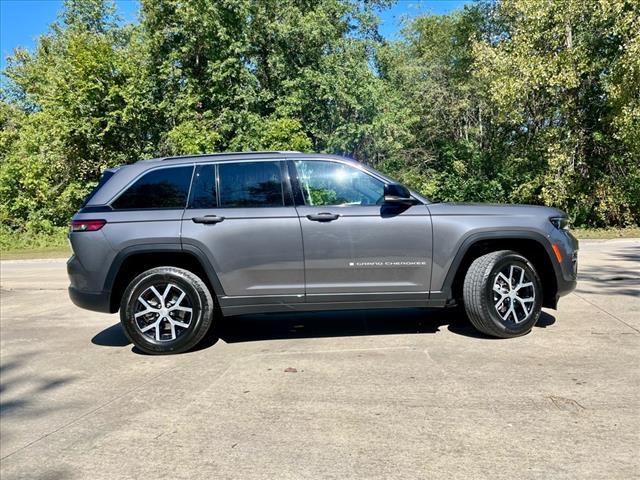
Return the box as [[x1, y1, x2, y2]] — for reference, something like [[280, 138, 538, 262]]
[[384, 183, 414, 205]]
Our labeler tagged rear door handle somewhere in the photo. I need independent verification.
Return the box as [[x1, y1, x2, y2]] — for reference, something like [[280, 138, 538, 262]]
[[192, 215, 225, 224], [306, 213, 340, 222]]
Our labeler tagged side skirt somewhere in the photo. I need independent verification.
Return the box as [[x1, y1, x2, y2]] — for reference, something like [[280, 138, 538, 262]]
[[218, 293, 448, 316]]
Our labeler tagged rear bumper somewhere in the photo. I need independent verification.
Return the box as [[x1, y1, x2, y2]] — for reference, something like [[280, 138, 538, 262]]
[[68, 286, 112, 313], [67, 254, 112, 313]]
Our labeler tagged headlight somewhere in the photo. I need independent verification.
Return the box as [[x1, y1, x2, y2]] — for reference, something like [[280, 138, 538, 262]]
[[550, 216, 570, 230]]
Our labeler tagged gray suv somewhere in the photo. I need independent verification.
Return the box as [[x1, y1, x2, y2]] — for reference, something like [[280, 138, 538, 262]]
[[68, 151, 578, 354]]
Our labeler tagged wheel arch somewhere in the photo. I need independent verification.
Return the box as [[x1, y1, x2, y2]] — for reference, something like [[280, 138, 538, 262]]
[[105, 244, 225, 313], [443, 231, 560, 309]]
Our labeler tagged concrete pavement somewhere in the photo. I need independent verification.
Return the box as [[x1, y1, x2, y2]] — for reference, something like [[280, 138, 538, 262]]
[[1, 239, 638, 479]]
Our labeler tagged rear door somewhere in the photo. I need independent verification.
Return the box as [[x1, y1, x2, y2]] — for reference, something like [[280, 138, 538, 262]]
[[181, 161, 304, 304], [291, 159, 432, 300]]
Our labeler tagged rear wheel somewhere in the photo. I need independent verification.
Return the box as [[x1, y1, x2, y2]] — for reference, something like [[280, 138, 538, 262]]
[[463, 250, 542, 338], [120, 267, 214, 354]]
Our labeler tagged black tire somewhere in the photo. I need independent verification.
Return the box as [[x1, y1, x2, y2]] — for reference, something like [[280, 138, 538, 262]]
[[463, 250, 542, 338], [120, 267, 215, 354]]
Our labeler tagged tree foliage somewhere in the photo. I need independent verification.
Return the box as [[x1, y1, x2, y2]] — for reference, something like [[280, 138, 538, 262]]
[[1, 0, 638, 231], [472, 0, 640, 226]]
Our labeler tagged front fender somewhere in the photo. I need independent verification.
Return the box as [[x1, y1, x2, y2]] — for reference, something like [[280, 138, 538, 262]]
[[429, 226, 564, 304]]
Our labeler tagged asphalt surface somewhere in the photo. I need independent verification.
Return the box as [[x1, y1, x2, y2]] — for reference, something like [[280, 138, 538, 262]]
[[1, 239, 638, 479]]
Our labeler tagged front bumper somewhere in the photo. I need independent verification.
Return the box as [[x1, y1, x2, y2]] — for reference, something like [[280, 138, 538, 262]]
[[549, 229, 579, 305], [556, 278, 577, 297]]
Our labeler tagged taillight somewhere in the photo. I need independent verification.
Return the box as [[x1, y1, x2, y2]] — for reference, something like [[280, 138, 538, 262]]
[[70, 219, 106, 232]]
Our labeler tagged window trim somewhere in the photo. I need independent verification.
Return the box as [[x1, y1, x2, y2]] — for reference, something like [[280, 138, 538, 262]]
[[280, 161, 296, 207], [109, 164, 196, 211]]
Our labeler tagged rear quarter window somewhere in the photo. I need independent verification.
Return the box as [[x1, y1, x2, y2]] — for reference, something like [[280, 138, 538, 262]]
[[81, 170, 116, 207], [112, 166, 194, 210]]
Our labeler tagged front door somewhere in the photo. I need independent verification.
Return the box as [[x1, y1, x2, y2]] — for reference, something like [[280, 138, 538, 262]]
[[291, 159, 432, 300], [181, 161, 304, 304]]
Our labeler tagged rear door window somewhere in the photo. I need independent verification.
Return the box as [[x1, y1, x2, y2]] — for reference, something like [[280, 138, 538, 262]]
[[218, 162, 285, 208], [112, 166, 193, 210]]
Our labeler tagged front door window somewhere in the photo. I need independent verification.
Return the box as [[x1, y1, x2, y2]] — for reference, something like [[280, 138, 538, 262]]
[[294, 160, 385, 207]]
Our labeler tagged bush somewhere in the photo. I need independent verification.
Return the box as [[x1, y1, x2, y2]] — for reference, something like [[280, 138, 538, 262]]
[[0, 222, 69, 252]]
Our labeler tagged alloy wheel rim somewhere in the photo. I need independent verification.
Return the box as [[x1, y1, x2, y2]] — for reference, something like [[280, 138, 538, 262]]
[[492, 264, 535, 325], [134, 283, 194, 342]]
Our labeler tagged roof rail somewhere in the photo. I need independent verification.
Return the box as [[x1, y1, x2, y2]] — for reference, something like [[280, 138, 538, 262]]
[[158, 151, 300, 162]]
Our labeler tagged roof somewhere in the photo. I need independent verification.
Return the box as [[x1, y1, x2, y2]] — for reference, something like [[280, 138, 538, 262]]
[[137, 151, 361, 166], [139, 151, 300, 163]]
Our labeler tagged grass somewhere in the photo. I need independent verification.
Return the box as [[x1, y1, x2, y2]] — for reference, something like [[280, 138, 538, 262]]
[[571, 226, 640, 239], [1, 246, 71, 260], [0, 225, 71, 260]]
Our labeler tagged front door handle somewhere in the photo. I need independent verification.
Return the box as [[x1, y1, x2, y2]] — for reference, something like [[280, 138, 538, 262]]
[[306, 212, 340, 222], [192, 215, 225, 224]]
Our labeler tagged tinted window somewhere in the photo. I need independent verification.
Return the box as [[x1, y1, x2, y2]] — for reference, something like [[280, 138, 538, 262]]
[[188, 164, 217, 209], [219, 162, 284, 208], [294, 160, 384, 206], [112, 166, 193, 210]]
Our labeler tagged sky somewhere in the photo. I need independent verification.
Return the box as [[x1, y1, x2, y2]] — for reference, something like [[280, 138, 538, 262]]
[[0, 0, 470, 71]]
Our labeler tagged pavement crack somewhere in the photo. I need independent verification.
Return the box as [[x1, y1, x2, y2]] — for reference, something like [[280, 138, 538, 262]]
[[548, 395, 586, 412], [572, 292, 639, 334], [251, 345, 414, 357]]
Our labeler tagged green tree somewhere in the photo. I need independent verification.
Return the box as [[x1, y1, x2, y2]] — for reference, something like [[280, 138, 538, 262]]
[[473, 0, 640, 226], [139, 0, 398, 158], [2, 0, 157, 225], [377, 3, 503, 202]]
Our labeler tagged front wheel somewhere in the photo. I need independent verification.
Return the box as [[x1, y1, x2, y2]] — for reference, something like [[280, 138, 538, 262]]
[[120, 267, 214, 354], [463, 250, 542, 338]]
